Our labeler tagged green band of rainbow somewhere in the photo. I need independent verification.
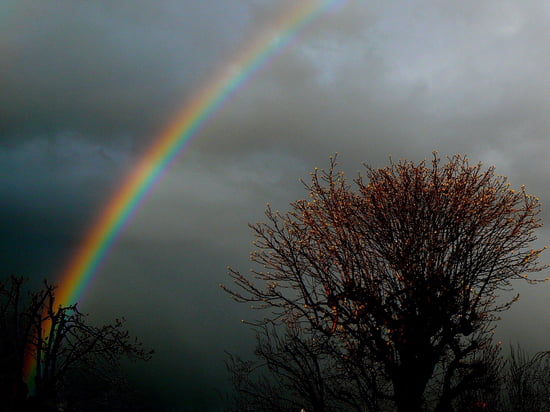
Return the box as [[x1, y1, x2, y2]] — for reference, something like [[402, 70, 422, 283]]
[[23, 0, 346, 384]]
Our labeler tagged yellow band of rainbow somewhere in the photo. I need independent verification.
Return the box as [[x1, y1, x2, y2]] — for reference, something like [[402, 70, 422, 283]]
[[23, 0, 346, 384]]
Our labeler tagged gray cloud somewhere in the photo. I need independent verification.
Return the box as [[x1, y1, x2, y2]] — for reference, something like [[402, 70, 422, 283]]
[[1, 0, 248, 146]]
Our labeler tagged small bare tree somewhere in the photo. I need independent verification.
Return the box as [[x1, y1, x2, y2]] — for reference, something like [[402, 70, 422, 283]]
[[223, 153, 546, 411], [503, 346, 550, 411], [0, 276, 153, 411]]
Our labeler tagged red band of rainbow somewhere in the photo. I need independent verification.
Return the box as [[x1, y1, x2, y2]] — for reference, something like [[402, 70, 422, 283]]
[[23, 0, 346, 384]]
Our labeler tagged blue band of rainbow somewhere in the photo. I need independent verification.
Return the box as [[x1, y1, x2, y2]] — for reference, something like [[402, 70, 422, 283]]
[[23, 0, 346, 383]]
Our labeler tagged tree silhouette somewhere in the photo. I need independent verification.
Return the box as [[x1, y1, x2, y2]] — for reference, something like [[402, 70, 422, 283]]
[[223, 153, 547, 411], [225, 321, 389, 412], [0, 275, 153, 411], [502, 346, 550, 411]]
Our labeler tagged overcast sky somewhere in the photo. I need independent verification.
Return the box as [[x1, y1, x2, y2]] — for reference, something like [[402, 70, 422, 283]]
[[2, 1, 550, 410]]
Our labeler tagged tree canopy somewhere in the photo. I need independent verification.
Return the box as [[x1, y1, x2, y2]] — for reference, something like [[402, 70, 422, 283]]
[[223, 153, 547, 411]]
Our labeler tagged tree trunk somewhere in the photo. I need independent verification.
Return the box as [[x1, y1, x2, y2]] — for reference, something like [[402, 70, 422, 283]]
[[393, 376, 425, 412], [392, 355, 435, 412]]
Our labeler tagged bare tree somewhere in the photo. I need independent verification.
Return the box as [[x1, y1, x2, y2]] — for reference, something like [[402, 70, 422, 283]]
[[501, 345, 550, 411], [225, 321, 390, 412], [0, 276, 153, 411], [0, 276, 36, 410], [223, 153, 546, 411]]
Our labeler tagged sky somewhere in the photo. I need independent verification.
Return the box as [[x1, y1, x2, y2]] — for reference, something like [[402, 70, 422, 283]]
[[2, 0, 550, 410]]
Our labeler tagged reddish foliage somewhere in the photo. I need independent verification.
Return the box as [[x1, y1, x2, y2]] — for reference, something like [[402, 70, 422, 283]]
[[223, 153, 546, 411]]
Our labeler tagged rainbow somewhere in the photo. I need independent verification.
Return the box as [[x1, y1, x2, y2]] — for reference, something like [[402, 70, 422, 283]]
[[23, 0, 346, 384]]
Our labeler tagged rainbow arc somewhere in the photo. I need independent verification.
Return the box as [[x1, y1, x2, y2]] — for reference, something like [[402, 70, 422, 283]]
[[23, 0, 347, 383]]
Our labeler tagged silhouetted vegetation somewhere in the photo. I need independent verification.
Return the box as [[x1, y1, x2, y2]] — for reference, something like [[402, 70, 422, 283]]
[[226, 339, 550, 411], [223, 153, 547, 411], [0, 275, 153, 411]]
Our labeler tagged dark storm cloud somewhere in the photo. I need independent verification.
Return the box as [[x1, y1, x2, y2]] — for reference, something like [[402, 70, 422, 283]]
[[2, 1, 550, 409], [1, 0, 248, 145], [0, 137, 127, 269]]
